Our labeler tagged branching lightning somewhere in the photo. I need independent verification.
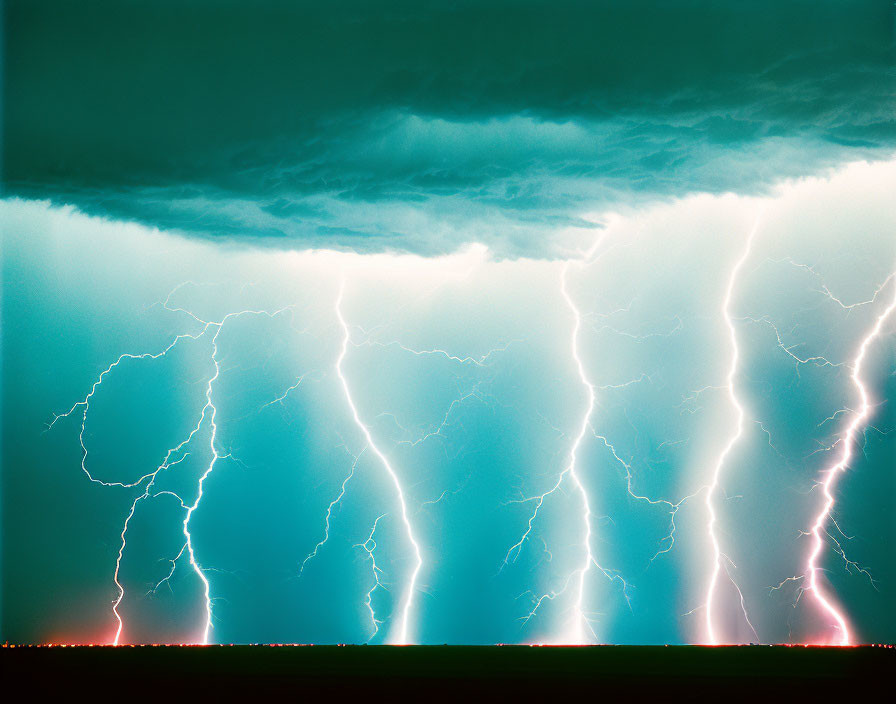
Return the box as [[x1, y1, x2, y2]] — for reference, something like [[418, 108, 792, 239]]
[[353, 334, 520, 368], [557, 260, 600, 643], [299, 445, 367, 575], [504, 253, 633, 643], [334, 280, 424, 645], [49, 292, 298, 644], [801, 272, 896, 645], [355, 513, 389, 640], [39, 204, 895, 648], [591, 430, 705, 565], [703, 215, 762, 645]]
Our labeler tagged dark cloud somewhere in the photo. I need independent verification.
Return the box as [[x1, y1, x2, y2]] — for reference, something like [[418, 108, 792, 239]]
[[3, 1, 895, 255]]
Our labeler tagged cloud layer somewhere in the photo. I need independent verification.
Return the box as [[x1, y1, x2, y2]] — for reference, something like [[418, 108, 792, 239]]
[[4, 1, 896, 256]]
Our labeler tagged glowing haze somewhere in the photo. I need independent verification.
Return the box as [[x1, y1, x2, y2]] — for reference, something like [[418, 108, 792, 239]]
[[1, 2, 895, 645]]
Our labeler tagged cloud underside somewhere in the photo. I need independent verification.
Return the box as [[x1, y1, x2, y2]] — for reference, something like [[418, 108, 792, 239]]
[[4, 0, 895, 256]]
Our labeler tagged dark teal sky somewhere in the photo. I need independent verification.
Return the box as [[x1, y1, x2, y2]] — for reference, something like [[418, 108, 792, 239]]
[[1, 2, 895, 645], [3, 1, 895, 255]]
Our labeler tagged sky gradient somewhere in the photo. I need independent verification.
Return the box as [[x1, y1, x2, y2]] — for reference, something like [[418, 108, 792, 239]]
[[2, 1, 895, 645]]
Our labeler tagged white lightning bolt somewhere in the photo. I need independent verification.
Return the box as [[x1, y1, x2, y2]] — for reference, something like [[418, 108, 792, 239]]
[[503, 236, 645, 642], [504, 258, 623, 642], [50, 293, 297, 644], [802, 271, 896, 645], [179, 321, 224, 646], [299, 445, 366, 575], [557, 260, 600, 643], [334, 280, 424, 645], [355, 513, 389, 640], [259, 372, 312, 411], [703, 215, 762, 645], [170, 304, 299, 644], [110, 453, 191, 644], [352, 334, 520, 367], [591, 430, 705, 565], [47, 331, 208, 487]]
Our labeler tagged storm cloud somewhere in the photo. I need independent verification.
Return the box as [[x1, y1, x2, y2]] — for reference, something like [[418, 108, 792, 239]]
[[4, 0, 896, 255]]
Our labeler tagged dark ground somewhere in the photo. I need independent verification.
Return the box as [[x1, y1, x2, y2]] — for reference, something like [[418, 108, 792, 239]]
[[2, 644, 891, 697]]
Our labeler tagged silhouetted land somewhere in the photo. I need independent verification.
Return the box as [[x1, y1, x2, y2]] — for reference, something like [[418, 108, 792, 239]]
[[3, 644, 890, 695]]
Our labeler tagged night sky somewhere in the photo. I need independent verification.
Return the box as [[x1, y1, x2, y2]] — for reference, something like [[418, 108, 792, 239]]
[[2, 1, 895, 645]]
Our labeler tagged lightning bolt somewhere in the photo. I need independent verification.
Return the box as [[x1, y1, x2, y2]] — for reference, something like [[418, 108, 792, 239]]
[[738, 314, 841, 374], [353, 334, 520, 367], [110, 453, 191, 645], [164, 304, 301, 644], [557, 260, 600, 643], [299, 445, 366, 575], [49, 292, 297, 644], [179, 319, 224, 646], [334, 280, 424, 645], [505, 255, 632, 643], [259, 372, 312, 411], [50, 326, 212, 644], [46, 331, 208, 486], [355, 513, 389, 640], [591, 430, 705, 565], [802, 271, 896, 645], [39, 211, 893, 647], [703, 215, 763, 645]]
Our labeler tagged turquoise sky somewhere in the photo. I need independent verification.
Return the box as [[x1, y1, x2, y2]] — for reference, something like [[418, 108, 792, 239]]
[[2, 1, 895, 645]]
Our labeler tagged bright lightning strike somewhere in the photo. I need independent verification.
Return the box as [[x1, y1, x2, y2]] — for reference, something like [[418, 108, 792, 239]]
[[110, 453, 191, 644], [49, 294, 297, 645], [355, 513, 389, 640], [179, 320, 224, 646], [556, 260, 599, 644], [504, 253, 632, 644], [334, 280, 424, 645], [802, 272, 896, 646], [33, 192, 894, 648], [703, 215, 763, 645]]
